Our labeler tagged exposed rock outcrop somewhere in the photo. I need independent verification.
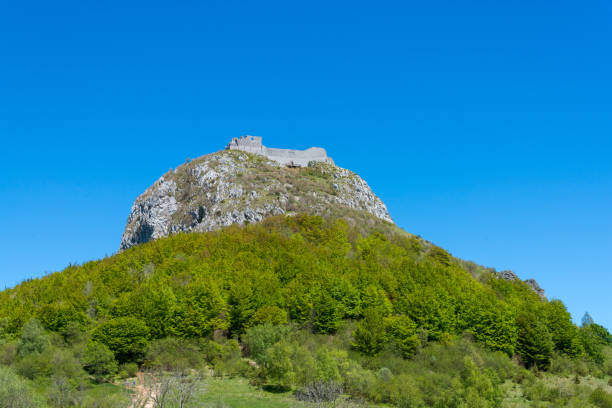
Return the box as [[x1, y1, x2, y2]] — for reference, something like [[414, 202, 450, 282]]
[[498, 270, 547, 300], [120, 149, 393, 250], [524, 278, 546, 300]]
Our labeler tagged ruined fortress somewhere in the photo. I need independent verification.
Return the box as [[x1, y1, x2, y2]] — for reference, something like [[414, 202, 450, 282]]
[[226, 135, 334, 167]]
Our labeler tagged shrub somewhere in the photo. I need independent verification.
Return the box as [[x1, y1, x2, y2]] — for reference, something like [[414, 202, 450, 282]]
[[16, 318, 49, 357], [82, 341, 118, 382], [590, 387, 612, 408], [15, 351, 52, 379], [295, 380, 343, 404], [120, 362, 139, 378], [145, 337, 201, 371], [203, 338, 245, 377], [241, 324, 292, 363], [261, 342, 295, 388], [0, 341, 17, 366], [0, 365, 46, 407]]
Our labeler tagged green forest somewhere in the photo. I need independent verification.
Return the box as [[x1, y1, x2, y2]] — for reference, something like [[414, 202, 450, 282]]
[[0, 214, 611, 407]]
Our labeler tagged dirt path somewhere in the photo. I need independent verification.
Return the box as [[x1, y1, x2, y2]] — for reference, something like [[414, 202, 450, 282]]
[[128, 372, 158, 408]]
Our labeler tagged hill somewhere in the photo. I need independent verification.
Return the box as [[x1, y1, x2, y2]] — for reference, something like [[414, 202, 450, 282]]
[[120, 145, 392, 250], [0, 138, 611, 407], [0, 214, 611, 407]]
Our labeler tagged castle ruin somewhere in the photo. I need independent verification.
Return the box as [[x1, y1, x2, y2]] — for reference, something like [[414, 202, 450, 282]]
[[226, 135, 334, 167]]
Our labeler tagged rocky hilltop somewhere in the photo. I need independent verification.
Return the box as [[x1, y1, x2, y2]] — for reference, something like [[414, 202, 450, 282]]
[[120, 142, 393, 250], [118, 138, 545, 300]]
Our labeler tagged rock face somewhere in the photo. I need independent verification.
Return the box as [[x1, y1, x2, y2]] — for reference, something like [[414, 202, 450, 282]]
[[524, 278, 546, 300], [120, 149, 393, 250], [498, 270, 547, 300]]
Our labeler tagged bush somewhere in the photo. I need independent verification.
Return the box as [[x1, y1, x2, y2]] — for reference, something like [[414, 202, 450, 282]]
[[146, 337, 201, 371], [15, 351, 52, 379], [0, 365, 46, 407], [78, 393, 130, 408], [0, 341, 17, 366], [241, 324, 292, 363], [295, 380, 343, 404], [82, 341, 118, 382], [120, 362, 139, 378], [590, 387, 612, 408], [202, 338, 245, 377], [261, 342, 295, 388], [17, 318, 49, 357]]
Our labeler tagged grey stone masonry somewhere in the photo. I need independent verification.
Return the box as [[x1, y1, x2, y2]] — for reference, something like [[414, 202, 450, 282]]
[[226, 135, 334, 167]]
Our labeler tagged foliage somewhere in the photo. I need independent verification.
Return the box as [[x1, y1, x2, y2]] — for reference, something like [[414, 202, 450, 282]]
[[92, 316, 149, 364], [0, 214, 610, 406], [82, 341, 118, 382], [352, 309, 387, 356], [145, 337, 202, 371], [385, 315, 420, 358], [17, 318, 49, 357], [241, 324, 292, 363], [516, 310, 554, 369], [0, 365, 47, 407]]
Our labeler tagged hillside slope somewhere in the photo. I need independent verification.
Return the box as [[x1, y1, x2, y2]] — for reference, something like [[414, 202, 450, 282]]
[[0, 214, 611, 407]]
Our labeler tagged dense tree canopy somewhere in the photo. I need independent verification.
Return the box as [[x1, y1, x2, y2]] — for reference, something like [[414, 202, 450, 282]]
[[0, 214, 611, 407], [0, 214, 604, 369]]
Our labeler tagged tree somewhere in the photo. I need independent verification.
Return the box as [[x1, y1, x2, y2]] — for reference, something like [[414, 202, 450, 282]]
[[385, 315, 420, 358], [82, 341, 118, 382], [17, 318, 49, 357], [516, 312, 553, 369], [577, 314, 611, 363], [587, 323, 612, 345], [248, 305, 287, 327], [139, 286, 177, 339], [581, 312, 594, 327], [361, 286, 392, 317], [544, 300, 582, 356], [93, 316, 149, 363], [352, 309, 387, 356], [36, 302, 86, 333], [173, 278, 227, 338], [312, 292, 341, 334]]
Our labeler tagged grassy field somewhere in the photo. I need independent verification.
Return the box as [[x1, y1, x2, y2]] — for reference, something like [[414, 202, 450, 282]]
[[197, 377, 308, 408], [114, 371, 612, 408], [500, 373, 612, 408], [193, 376, 388, 408]]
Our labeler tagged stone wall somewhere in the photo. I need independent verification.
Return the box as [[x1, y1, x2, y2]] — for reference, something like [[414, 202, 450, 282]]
[[226, 135, 334, 167]]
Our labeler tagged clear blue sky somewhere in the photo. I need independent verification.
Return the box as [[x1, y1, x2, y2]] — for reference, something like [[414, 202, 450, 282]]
[[1, 0, 610, 329]]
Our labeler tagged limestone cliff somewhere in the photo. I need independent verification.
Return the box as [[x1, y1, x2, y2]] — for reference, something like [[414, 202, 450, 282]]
[[120, 149, 393, 250]]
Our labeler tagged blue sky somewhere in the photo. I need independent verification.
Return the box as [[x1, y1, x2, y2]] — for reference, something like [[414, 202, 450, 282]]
[[0, 0, 610, 329]]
